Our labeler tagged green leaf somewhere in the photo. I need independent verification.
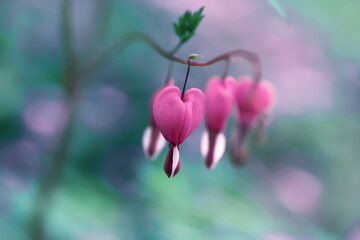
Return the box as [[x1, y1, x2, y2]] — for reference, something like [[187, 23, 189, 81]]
[[189, 15, 204, 32], [173, 23, 180, 36], [193, 6, 204, 20], [184, 11, 191, 23], [181, 32, 195, 43], [172, 7, 205, 41]]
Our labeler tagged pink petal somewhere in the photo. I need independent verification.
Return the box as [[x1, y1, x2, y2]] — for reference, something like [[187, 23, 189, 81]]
[[235, 76, 276, 124], [152, 86, 186, 144], [150, 80, 174, 127], [205, 76, 237, 132], [178, 88, 206, 143]]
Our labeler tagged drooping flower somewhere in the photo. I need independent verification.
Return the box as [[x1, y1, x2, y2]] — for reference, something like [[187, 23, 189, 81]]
[[142, 80, 174, 160], [230, 76, 276, 166], [200, 76, 237, 169], [235, 76, 276, 127], [152, 86, 205, 178]]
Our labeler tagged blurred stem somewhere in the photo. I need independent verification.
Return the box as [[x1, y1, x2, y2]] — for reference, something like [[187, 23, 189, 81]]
[[29, 0, 78, 239], [221, 57, 231, 81], [165, 61, 174, 84], [62, 0, 77, 96], [165, 40, 183, 84], [81, 32, 262, 84]]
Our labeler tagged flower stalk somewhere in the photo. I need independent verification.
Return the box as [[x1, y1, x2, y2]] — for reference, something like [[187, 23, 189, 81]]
[[181, 57, 192, 100], [81, 32, 261, 85]]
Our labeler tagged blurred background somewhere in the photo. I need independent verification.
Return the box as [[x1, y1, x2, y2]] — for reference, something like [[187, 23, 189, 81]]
[[1, 0, 360, 239]]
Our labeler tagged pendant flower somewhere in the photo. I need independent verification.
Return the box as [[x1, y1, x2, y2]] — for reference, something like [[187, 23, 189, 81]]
[[152, 86, 205, 178], [235, 76, 276, 127], [200, 76, 237, 169], [230, 76, 276, 166], [142, 80, 174, 160]]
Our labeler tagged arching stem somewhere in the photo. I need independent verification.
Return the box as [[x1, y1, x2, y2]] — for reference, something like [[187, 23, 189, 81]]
[[81, 32, 262, 85]]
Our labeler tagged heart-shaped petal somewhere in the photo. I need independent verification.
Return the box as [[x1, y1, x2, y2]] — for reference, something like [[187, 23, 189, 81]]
[[205, 76, 237, 132], [152, 86, 205, 145], [235, 76, 276, 124], [150, 79, 174, 127]]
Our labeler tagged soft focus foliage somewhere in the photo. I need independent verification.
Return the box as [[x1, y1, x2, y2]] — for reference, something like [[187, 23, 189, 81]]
[[0, 0, 360, 240]]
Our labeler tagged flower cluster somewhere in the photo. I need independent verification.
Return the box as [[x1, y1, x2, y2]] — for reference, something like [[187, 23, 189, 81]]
[[143, 74, 276, 178]]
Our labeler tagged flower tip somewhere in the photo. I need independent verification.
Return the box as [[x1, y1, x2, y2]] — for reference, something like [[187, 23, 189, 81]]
[[164, 145, 181, 178], [229, 131, 249, 168], [230, 142, 248, 168]]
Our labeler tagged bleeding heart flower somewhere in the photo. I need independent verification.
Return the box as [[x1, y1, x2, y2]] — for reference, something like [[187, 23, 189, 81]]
[[152, 86, 205, 178], [142, 80, 174, 160], [200, 76, 237, 169], [235, 76, 276, 126], [230, 76, 276, 167]]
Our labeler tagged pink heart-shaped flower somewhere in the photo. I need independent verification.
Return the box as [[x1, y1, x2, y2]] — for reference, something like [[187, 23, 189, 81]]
[[235, 76, 276, 124], [201, 76, 236, 170], [204, 76, 237, 133], [152, 86, 205, 145]]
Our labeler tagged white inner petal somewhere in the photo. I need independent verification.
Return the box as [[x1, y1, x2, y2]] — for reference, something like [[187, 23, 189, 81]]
[[170, 146, 180, 178], [142, 126, 167, 160], [200, 130, 209, 158], [142, 126, 152, 158], [211, 132, 226, 169], [153, 132, 166, 160], [201, 130, 226, 170]]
